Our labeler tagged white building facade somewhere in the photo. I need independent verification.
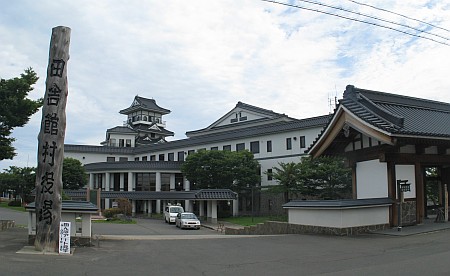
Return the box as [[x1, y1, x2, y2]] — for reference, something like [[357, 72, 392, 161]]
[[65, 96, 330, 216]]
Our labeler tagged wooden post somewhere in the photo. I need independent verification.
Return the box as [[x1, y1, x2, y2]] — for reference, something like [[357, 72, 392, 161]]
[[34, 26, 71, 252], [445, 184, 448, 222]]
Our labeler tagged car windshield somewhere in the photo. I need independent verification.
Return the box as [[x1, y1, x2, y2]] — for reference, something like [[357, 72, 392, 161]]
[[171, 207, 183, 213], [181, 214, 197, 219]]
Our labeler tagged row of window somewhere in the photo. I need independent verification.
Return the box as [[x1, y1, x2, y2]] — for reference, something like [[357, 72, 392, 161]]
[[108, 136, 307, 162], [109, 138, 132, 147]]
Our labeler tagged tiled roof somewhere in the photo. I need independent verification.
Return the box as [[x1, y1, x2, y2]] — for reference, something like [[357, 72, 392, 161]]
[[236, 101, 287, 118], [120, 96, 171, 115], [342, 85, 450, 138], [194, 189, 237, 200], [26, 200, 98, 212], [133, 124, 174, 136], [107, 126, 136, 134], [63, 189, 237, 200], [283, 197, 393, 208], [84, 161, 184, 172]]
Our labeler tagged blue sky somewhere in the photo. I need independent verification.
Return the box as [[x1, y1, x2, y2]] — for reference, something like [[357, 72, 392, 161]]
[[1, 0, 449, 170]]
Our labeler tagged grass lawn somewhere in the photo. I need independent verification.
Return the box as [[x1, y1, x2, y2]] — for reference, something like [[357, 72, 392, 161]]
[[221, 215, 287, 226], [0, 201, 26, 212]]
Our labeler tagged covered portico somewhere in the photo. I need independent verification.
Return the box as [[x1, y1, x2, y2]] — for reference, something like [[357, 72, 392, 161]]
[[65, 189, 238, 223]]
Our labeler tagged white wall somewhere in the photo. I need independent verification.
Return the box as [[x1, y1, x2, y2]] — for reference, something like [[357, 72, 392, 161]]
[[395, 165, 416, 199], [288, 206, 390, 227], [356, 159, 388, 199]]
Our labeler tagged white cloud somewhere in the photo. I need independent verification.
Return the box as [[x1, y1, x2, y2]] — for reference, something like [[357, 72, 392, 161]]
[[1, 0, 449, 170]]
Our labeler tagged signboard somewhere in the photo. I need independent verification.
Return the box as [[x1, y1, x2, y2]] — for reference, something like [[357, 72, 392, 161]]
[[59, 221, 71, 254]]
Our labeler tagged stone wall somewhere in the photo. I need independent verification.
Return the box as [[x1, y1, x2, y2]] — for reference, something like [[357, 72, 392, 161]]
[[225, 221, 389, 236], [401, 201, 417, 226]]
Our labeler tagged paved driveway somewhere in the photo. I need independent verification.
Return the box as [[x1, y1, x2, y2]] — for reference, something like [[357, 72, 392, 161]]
[[0, 207, 28, 226], [92, 218, 219, 236], [0, 207, 218, 236]]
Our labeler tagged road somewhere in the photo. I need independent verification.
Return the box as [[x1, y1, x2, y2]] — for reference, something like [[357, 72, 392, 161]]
[[1, 207, 450, 275]]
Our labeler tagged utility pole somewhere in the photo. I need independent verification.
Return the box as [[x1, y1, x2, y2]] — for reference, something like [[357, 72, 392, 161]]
[[34, 26, 71, 252]]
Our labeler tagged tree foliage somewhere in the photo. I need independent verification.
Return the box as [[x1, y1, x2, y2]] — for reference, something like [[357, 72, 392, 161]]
[[268, 156, 352, 202], [0, 68, 42, 160], [0, 166, 36, 203], [62, 157, 88, 190], [181, 150, 260, 192]]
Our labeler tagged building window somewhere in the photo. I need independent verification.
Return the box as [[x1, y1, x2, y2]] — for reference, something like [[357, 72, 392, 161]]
[[161, 173, 170, 191], [286, 138, 292, 150], [134, 157, 139, 161], [126, 139, 132, 147], [159, 154, 165, 161], [250, 141, 260, 154], [178, 151, 185, 161], [236, 143, 245, 152], [110, 138, 116, 147], [168, 152, 174, 161], [223, 145, 231, 151], [142, 156, 148, 161], [267, 168, 273, 181], [107, 157, 115, 162], [211, 146, 218, 151], [300, 136, 306, 148], [119, 157, 128, 162], [188, 150, 195, 155], [119, 139, 124, 147], [267, 140, 272, 152], [150, 155, 156, 161]]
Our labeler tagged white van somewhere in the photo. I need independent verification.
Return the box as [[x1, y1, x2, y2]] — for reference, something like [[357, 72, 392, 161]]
[[164, 204, 184, 223]]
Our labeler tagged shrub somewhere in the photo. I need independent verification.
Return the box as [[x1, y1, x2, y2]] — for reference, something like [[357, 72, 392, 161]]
[[103, 208, 122, 219], [116, 198, 132, 216], [8, 200, 22, 207]]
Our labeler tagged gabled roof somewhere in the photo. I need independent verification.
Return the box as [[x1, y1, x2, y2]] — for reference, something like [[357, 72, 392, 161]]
[[186, 101, 295, 137], [119, 96, 171, 115], [341, 85, 450, 137], [133, 124, 174, 136], [107, 126, 137, 134], [308, 85, 450, 157]]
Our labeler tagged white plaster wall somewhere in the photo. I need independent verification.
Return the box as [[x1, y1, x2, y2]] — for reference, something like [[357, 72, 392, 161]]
[[356, 159, 388, 199], [66, 152, 133, 166], [288, 206, 390, 227], [395, 165, 416, 199]]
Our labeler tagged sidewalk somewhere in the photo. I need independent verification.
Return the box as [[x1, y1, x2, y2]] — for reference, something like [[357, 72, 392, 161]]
[[371, 218, 450, 236]]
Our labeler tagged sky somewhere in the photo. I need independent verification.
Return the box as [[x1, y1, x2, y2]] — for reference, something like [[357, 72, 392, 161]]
[[1, 0, 449, 170]]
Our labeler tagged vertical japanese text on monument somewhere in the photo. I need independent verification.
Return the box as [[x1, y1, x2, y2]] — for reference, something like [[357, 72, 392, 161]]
[[37, 57, 66, 226]]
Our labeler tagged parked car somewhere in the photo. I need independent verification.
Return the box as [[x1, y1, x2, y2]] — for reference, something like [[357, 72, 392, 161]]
[[164, 204, 184, 224], [175, 212, 201, 229]]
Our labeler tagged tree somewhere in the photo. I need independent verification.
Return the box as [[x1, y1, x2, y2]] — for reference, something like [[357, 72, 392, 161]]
[[181, 150, 260, 192], [0, 68, 42, 160], [62, 157, 88, 190], [267, 156, 352, 202], [297, 156, 352, 199], [0, 166, 36, 204], [267, 162, 302, 203]]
